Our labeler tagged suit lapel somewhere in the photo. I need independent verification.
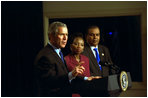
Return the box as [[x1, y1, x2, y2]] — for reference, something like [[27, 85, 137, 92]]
[[85, 45, 100, 70], [98, 45, 104, 62], [47, 44, 68, 72]]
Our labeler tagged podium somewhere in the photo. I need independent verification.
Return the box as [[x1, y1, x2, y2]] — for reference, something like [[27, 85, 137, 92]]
[[72, 72, 132, 97]]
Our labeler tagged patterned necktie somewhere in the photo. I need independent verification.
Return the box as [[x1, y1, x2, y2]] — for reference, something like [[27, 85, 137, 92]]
[[59, 51, 65, 63], [93, 48, 102, 71]]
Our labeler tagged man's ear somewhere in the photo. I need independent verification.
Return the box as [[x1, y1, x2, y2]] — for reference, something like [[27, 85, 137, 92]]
[[48, 33, 50, 38], [48, 33, 53, 41]]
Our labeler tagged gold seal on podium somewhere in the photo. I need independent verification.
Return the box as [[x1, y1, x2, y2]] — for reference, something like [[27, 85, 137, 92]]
[[120, 71, 128, 91]]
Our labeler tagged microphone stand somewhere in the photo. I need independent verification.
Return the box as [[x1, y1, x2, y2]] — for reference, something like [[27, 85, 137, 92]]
[[100, 62, 121, 74]]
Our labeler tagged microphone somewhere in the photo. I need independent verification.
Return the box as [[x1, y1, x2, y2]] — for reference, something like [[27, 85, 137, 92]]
[[99, 61, 120, 73], [99, 61, 113, 67]]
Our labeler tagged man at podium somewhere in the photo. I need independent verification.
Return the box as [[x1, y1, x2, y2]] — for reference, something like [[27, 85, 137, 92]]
[[81, 25, 120, 96], [83, 25, 116, 77]]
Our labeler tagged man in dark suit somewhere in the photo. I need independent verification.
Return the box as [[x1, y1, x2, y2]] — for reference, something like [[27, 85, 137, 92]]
[[83, 26, 114, 77], [82, 26, 121, 97], [34, 21, 85, 97]]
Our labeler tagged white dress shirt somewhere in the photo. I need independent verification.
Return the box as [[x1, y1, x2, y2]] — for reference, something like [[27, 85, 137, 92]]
[[90, 45, 99, 58]]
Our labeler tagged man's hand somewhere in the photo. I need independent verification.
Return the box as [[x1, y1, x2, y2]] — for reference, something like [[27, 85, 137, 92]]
[[87, 76, 102, 81], [71, 61, 85, 77]]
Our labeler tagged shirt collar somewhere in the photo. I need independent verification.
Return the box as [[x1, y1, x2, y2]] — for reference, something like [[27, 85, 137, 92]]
[[90, 45, 98, 50], [48, 41, 61, 53]]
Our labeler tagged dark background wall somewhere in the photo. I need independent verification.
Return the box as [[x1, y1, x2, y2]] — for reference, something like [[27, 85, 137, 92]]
[[2, 1, 44, 96]]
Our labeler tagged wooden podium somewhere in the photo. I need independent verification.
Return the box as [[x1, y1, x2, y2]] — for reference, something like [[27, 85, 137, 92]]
[[72, 72, 132, 97]]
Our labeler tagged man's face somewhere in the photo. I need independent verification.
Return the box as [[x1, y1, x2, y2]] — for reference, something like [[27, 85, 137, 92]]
[[86, 28, 100, 47], [50, 27, 68, 48]]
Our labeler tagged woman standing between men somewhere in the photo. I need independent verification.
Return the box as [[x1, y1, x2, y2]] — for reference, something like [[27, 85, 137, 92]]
[[65, 33, 101, 97]]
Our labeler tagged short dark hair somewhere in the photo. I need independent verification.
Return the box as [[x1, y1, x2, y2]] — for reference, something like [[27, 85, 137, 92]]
[[86, 25, 100, 35], [69, 32, 84, 44]]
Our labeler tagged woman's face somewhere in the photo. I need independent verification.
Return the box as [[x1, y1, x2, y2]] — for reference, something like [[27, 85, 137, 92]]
[[70, 37, 84, 54]]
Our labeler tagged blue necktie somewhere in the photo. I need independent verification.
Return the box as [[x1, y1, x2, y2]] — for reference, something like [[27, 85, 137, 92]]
[[59, 51, 65, 63], [93, 48, 102, 71]]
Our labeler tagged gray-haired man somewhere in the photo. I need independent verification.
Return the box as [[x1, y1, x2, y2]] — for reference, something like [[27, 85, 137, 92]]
[[34, 21, 85, 96]]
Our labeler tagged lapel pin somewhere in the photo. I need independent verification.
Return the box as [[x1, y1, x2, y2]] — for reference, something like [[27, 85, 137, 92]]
[[102, 53, 104, 56]]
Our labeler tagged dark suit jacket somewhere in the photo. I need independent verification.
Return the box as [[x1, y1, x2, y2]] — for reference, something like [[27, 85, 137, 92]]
[[34, 44, 72, 97], [82, 44, 113, 77]]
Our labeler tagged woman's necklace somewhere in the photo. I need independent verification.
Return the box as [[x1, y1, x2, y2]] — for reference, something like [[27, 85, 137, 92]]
[[74, 55, 80, 62]]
